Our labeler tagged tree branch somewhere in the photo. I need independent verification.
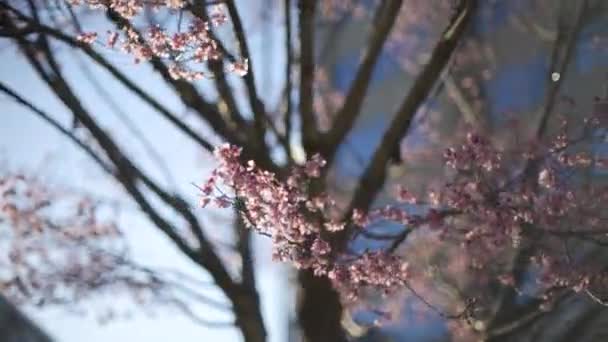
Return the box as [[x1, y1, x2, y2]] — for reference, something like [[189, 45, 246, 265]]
[[105, 10, 242, 146], [224, 0, 267, 144], [0, 81, 113, 175], [323, 0, 403, 162], [298, 0, 319, 153], [0, 4, 216, 152], [345, 0, 478, 216], [188, 2, 248, 132], [17, 8, 269, 337], [283, 0, 294, 161], [486, 1, 589, 331], [74, 54, 178, 190]]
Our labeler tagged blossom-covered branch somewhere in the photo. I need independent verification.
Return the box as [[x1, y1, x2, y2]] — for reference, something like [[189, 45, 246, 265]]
[[0, 173, 233, 326], [68, 0, 248, 80], [199, 144, 410, 300], [200, 114, 608, 317]]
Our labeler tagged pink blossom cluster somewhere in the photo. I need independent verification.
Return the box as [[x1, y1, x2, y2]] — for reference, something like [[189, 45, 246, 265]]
[[69, 1, 249, 80], [402, 121, 608, 302], [199, 144, 331, 242], [531, 254, 608, 298], [327, 252, 410, 300], [199, 144, 410, 298], [200, 117, 607, 305], [430, 134, 574, 241], [0, 173, 234, 322], [0, 173, 131, 306], [443, 132, 501, 172], [66, 0, 186, 19]]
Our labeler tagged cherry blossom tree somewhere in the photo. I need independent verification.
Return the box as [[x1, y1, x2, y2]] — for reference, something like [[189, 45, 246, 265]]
[[1, 0, 608, 341]]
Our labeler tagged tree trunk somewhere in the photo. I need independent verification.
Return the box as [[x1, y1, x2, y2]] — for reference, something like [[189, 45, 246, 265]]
[[0, 296, 53, 342], [297, 270, 348, 342], [231, 287, 268, 342]]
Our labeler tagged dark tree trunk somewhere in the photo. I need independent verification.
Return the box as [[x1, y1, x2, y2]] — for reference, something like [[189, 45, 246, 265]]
[[297, 270, 348, 342], [0, 296, 53, 342], [232, 288, 268, 342]]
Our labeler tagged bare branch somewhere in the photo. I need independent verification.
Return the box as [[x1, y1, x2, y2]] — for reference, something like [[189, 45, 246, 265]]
[[535, 0, 589, 139], [235, 212, 255, 287], [0, 81, 113, 175], [485, 292, 570, 339], [323, 0, 403, 162], [345, 0, 478, 216], [74, 54, 178, 190], [283, 0, 294, 161], [298, 0, 319, 153], [224, 0, 268, 144], [187, 2, 248, 131]]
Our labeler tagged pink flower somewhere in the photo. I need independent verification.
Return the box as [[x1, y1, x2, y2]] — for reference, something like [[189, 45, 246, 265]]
[[165, 0, 185, 9], [324, 221, 346, 232], [303, 153, 326, 178], [198, 197, 210, 208], [77, 32, 98, 44], [351, 209, 368, 226], [538, 168, 554, 188], [197, 123, 608, 306], [106, 31, 119, 48], [228, 59, 249, 77], [214, 195, 232, 208], [68, 0, 231, 81], [209, 5, 228, 26], [311, 238, 331, 256], [396, 186, 417, 204]]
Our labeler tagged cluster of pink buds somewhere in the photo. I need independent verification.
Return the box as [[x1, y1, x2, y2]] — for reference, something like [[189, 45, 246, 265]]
[[1, 172, 235, 321], [200, 115, 607, 306], [69, 1, 249, 80], [0, 173, 128, 306], [443, 132, 501, 172], [419, 120, 608, 301], [67, 0, 186, 18], [199, 144, 410, 298]]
